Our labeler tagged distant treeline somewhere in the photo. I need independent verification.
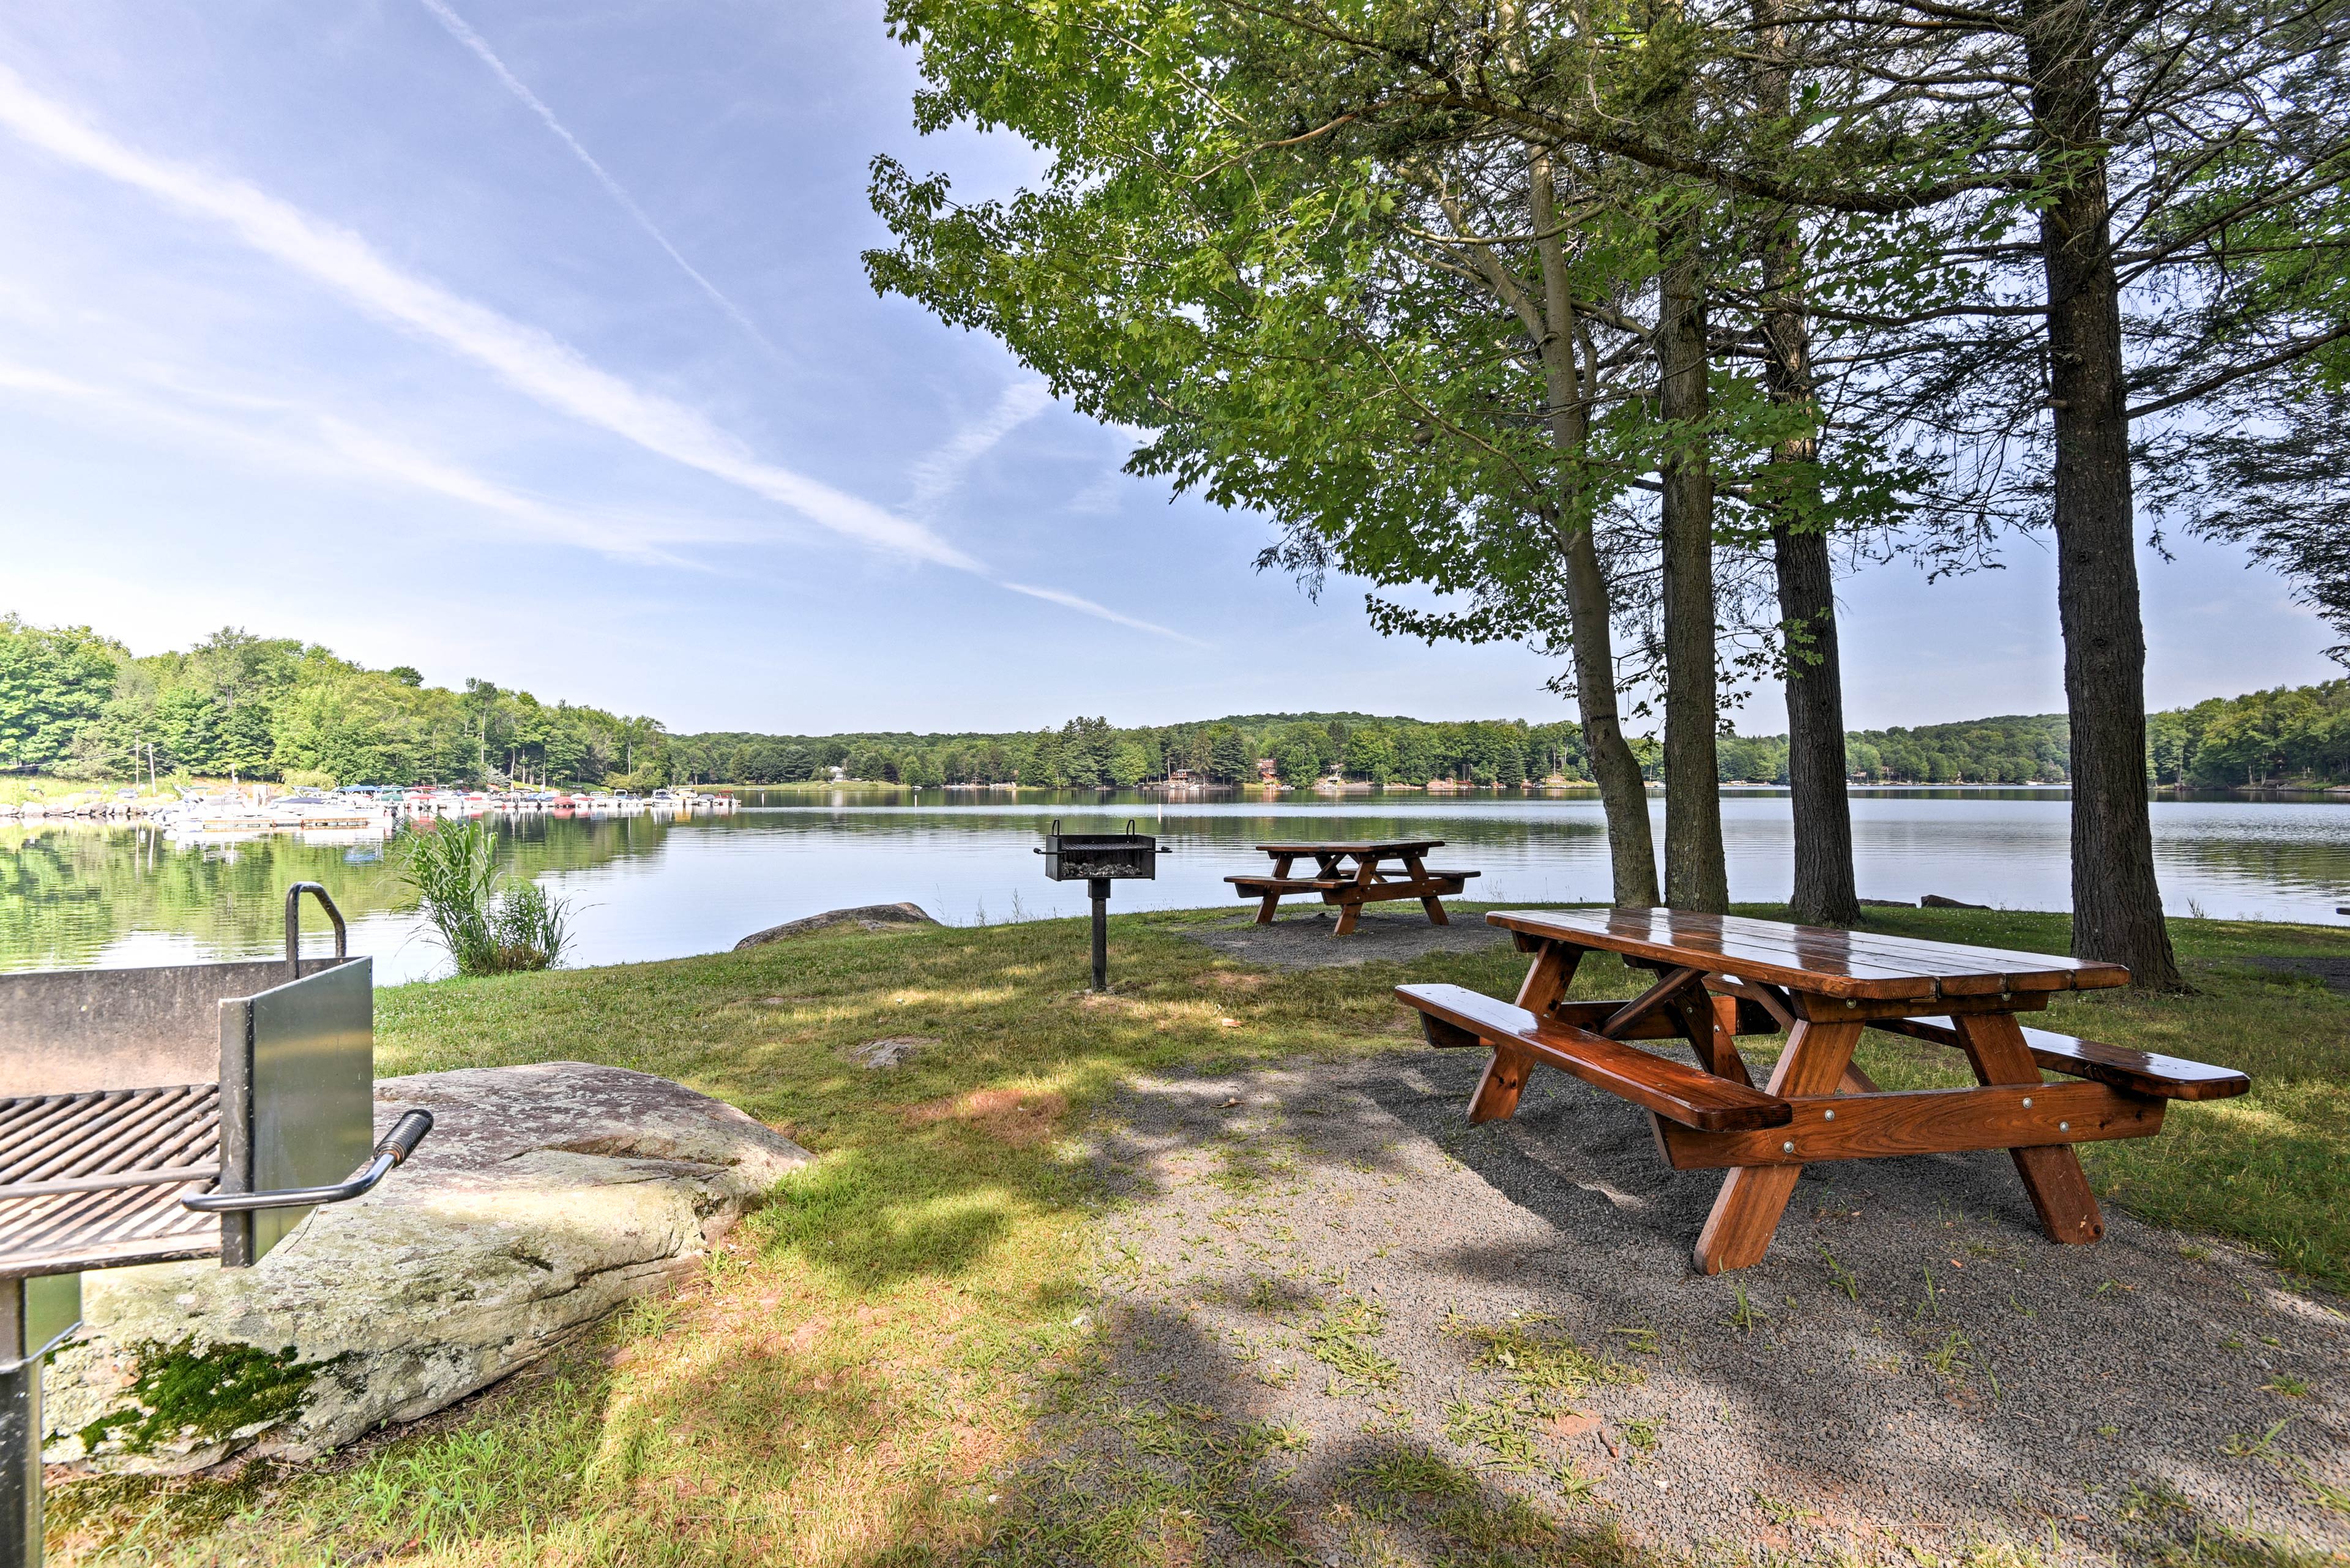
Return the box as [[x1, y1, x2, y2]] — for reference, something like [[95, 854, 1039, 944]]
[[692, 688, 2350, 790], [0, 617, 664, 788], [4, 615, 2342, 790], [670, 715, 1590, 789]]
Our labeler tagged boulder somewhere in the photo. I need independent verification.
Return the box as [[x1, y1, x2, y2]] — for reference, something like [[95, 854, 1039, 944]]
[[734, 902, 937, 949], [1920, 894, 1990, 909], [42, 1062, 809, 1474]]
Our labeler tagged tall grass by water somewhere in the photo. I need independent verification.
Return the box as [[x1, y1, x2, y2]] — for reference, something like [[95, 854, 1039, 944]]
[[394, 819, 573, 976]]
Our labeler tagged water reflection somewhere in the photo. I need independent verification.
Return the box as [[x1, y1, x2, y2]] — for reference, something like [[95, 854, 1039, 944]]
[[1, 788, 2343, 983]]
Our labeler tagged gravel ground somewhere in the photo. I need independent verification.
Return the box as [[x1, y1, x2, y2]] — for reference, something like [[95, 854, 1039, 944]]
[[1175, 910, 1515, 970], [1035, 1051, 2349, 1566]]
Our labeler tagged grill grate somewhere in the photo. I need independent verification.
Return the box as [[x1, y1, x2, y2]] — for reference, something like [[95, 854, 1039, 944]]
[[0, 1085, 220, 1277]]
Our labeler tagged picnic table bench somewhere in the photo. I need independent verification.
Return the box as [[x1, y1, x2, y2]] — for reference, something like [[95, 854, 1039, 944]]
[[1227, 840, 1479, 936], [1396, 908, 2250, 1272]]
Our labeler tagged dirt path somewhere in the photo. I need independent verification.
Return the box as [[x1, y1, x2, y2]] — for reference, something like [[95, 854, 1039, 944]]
[[1008, 1053, 2349, 1566]]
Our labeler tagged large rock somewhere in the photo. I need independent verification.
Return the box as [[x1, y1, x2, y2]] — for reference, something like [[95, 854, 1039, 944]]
[[42, 1062, 810, 1474], [734, 902, 937, 949]]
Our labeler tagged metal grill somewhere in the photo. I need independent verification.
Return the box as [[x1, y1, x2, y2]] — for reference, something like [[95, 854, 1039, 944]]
[[0, 1085, 220, 1277], [2, 885, 439, 1568]]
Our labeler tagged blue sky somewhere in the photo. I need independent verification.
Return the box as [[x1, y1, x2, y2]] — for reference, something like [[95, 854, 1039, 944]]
[[0, 2, 2334, 737]]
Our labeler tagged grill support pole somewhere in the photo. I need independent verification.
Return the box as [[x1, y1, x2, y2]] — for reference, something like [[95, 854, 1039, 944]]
[[1089, 878, 1110, 992], [1, 1353, 35, 1568]]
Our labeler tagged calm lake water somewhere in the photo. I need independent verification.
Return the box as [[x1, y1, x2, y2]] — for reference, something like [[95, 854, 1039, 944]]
[[3, 790, 2345, 985]]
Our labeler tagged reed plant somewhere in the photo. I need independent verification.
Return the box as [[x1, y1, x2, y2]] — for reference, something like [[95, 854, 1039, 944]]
[[393, 818, 572, 976]]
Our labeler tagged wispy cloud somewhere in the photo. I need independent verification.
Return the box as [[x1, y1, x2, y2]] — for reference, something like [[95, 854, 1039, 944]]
[[0, 61, 976, 570], [0, 67, 1205, 643], [905, 378, 1052, 518], [999, 582, 1210, 648], [412, 0, 785, 365], [0, 357, 715, 565]]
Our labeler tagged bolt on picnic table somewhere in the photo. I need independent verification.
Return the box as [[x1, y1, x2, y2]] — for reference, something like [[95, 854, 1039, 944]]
[[1226, 839, 1480, 936], [1395, 908, 2251, 1274]]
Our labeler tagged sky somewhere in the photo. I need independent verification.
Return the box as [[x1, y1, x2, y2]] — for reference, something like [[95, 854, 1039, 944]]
[[0, 1, 2335, 739]]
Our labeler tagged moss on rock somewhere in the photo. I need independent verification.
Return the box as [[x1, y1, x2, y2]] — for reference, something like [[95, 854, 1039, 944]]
[[76, 1338, 344, 1457]]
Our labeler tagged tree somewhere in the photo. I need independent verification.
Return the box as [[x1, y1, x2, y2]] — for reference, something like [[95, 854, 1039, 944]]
[[0, 618, 121, 773], [866, 0, 1682, 904], [1343, 726, 1399, 784], [1206, 726, 1253, 785]]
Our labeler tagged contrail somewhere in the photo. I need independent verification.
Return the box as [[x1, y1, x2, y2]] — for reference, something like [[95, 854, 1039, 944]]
[[415, 0, 785, 364], [0, 66, 1204, 642]]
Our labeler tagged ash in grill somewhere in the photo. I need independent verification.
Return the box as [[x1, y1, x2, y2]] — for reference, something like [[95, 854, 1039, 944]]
[[1, 884, 432, 1568]]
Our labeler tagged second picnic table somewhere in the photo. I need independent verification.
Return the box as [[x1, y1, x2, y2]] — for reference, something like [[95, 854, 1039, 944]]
[[1226, 839, 1479, 935]]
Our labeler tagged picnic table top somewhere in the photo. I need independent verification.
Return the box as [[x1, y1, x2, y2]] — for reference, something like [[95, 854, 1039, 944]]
[[1253, 839, 1444, 857], [1487, 907, 2131, 1001]]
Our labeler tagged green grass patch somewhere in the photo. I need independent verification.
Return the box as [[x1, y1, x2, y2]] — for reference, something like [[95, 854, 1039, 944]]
[[42, 900, 2350, 1565]]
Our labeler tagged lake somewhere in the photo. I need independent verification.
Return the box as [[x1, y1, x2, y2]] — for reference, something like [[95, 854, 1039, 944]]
[[3, 789, 2345, 984]]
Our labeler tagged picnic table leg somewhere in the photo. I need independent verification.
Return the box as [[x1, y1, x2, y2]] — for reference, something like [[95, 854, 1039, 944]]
[[1693, 1018, 1863, 1274], [1332, 854, 1375, 937], [1668, 991, 1753, 1087], [1256, 854, 1296, 924], [1512, 941, 1584, 1016], [1467, 1042, 1534, 1122], [1953, 1012, 2104, 1245], [1401, 852, 1450, 925]]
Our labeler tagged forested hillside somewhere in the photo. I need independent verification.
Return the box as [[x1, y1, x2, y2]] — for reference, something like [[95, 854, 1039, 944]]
[[3, 615, 2343, 788], [0, 617, 664, 788]]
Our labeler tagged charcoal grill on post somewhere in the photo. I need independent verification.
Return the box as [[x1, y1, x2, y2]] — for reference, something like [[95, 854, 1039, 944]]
[[1036, 819, 1163, 991], [0, 884, 432, 1568]]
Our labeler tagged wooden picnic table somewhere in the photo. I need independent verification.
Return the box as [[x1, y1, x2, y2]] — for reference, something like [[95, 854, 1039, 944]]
[[1395, 908, 2251, 1273], [1226, 840, 1480, 936]]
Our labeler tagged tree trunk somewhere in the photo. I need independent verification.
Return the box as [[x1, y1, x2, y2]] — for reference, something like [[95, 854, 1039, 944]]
[[1561, 515, 1662, 905], [1772, 526, 1859, 924], [1656, 214, 1729, 913], [1530, 154, 1661, 906], [2021, 0, 2184, 988], [1753, 0, 1859, 928]]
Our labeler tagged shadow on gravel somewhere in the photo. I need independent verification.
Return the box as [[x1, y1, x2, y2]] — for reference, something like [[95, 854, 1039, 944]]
[[1050, 1052, 2350, 1566]]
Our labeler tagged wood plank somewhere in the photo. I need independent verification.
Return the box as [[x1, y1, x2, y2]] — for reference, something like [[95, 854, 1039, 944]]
[[1791, 991, 2056, 1023], [1324, 876, 1470, 904], [1954, 1012, 2104, 1246], [1255, 840, 1445, 857], [1692, 1019, 1863, 1274], [1393, 984, 1791, 1132], [1487, 909, 2130, 998], [1226, 876, 1353, 892], [1655, 1080, 2164, 1168], [1870, 1017, 2251, 1101], [1545, 999, 1720, 1042]]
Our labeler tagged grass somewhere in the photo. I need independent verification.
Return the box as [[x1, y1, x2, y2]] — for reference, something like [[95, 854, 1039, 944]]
[[42, 901, 2350, 1566]]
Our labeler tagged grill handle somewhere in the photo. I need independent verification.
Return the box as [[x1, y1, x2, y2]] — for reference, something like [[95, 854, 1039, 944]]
[[183, 1110, 433, 1215], [285, 882, 349, 980]]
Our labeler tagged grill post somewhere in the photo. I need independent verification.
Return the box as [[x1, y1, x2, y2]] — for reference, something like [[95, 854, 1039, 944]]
[[2, 1274, 75, 1568], [1034, 819, 1162, 995], [1, 1351, 34, 1568], [1089, 878, 1110, 992]]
